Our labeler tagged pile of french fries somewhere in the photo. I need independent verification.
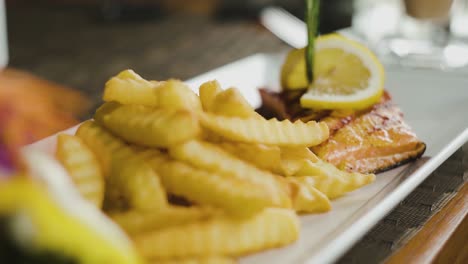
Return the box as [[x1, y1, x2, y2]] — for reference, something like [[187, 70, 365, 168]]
[[55, 70, 376, 264]]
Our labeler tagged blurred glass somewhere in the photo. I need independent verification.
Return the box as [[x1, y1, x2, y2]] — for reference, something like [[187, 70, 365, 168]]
[[352, 0, 403, 46], [353, 0, 468, 70], [451, 0, 468, 38], [404, 0, 453, 20], [0, 0, 7, 69]]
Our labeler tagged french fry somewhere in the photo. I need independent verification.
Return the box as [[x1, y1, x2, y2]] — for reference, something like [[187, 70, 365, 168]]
[[133, 208, 299, 259], [110, 206, 217, 235], [199, 80, 222, 112], [149, 257, 237, 264], [107, 155, 167, 211], [218, 144, 321, 177], [199, 113, 329, 147], [293, 160, 376, 199], [75, 121, 167, 211], [56, 134, 104, 208], [142, 150, 275, 215], [217, 142, 282, 174], [281, 147, 318, 163], [285, 177, 331, 213], [76, 120, 125, 177], [103, 69, 163, 106], [104, 71, 201, 111], [279, 147, 319, 176], [169, 140, 291, 208], [210, 87, 259, 118], [156, 79, 202, 111], [94, 102, 200, 148]]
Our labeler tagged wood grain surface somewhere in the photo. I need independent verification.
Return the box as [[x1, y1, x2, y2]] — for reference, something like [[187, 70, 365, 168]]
[[386, 182, 468, 264]]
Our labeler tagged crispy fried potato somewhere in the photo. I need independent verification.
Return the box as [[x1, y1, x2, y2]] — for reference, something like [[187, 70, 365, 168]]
[[103, 69, 163, 106], [199, 113, 329, 147], [156, 79, 202, 111], [110, 206, 216, 235], [210, 87, 259, 118], [133, 208, 299, 258], [149, 257, 237, 264], [285, 177, 331, 213], [104, 71, 200, 111], [199, 80, 222, 111], [56, 134, 104, 208], [107, 155, 167, 211], [217, 142, 282, 174], [76, 121, 167, 210], [217, 144, 321, 177], [94, 102, 200, 148], [281, 147, 318, 162], [141, 150, 274, 216], [76, 120, 125, 177], [279, 147, 319, 176], [293, 160, 376, 199], [169, 140, 291, 208]]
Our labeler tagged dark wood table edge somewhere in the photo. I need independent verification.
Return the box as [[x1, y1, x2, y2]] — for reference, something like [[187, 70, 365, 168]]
[[385, 182, 468, 264]]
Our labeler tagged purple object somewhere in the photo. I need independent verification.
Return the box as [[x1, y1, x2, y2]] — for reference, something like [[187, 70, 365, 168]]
[[0, 145, 14, 174]]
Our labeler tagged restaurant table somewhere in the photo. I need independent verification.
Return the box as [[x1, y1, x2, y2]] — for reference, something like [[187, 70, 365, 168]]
[[7, 5, 468, 263]]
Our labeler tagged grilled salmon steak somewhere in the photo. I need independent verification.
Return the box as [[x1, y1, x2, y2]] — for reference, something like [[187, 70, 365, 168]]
[[257, 90, 426, 174]]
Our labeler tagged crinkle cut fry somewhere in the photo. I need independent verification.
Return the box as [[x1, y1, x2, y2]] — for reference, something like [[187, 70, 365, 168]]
[[292, 159, 376, 199], [56, 134, 105, 208], [169, 140, 292, 208], [76, 121, 167, 211], [140, 149, 276, 216], [199, 112, 329, 147], [133, 208, 299, 259], [110, 206, 217, 235], [94, 102, 200, 148]]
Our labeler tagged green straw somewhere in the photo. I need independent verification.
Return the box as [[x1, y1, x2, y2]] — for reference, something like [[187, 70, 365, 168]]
[[306, 0, 320, 83]]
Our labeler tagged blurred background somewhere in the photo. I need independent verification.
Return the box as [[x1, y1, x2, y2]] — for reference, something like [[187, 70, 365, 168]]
[[1, 0, 468, 153], [4, 0, 352, 115], [4, 0, 468, 114]]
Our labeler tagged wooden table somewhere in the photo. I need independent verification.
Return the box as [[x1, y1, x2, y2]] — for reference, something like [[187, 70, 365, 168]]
[[387, 183, 467, 264]]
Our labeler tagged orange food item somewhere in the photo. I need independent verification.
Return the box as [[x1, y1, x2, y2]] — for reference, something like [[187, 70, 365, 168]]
[[0, 69, 89, 169], [311, 92, 426, 173], [258, 90, 425, 174]]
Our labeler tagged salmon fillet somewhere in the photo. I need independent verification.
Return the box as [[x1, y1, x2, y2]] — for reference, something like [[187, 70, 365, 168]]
[[257, 90, 426, 174]]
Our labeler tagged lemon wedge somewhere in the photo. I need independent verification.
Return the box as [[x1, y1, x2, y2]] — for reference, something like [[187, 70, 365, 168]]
[[281, 34, 385, 110]]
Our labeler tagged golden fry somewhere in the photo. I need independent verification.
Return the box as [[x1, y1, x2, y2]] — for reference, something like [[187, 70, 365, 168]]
[[169, 140, 291, 208], [279, 147, 319, 176], [156, 79, 202, 111], [199, 80, 222, 112], [217, 142, 282, 174], [141, 149, 275, 216], [76, 120, 125, 177], [110, 206, 216, 235], [210, 87, 259, 118], [285, 177, 331, 213], [107, 155, 167, 211], [103, 69, 163, 106], [149, 257, 237, 264], [199, 113, 329, 147], [94, 102, 200, 148], [293, 160, 376, 199], [76, 121, 167, 211], [133, 208, 299, 259], [281, 147, 318, 162], [218, 144, 320, 177], [56, 134, 104, 208]]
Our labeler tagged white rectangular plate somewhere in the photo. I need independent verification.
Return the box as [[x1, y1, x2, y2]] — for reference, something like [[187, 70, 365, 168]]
[[26, 53, 468, 264]]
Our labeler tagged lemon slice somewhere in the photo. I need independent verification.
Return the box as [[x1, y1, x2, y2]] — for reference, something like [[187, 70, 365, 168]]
[[281, 34, 385, 110]]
